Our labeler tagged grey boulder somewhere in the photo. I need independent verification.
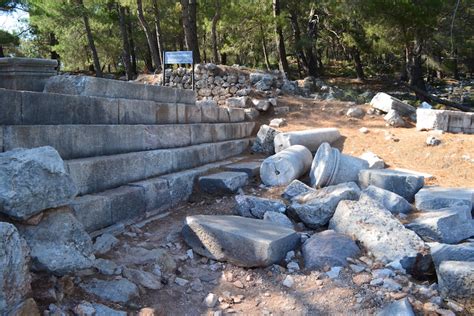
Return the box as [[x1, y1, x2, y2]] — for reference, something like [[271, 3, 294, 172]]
[[406, 207, 474, 244], [359, 169, 424, 202], [18, 207, 94, 275], [429, 242, 474, 268], [0, 222, 31, 313], [80, 278, 139, 304], [376, 298, 415, 316], [0, 146, 77, 220], [182, 215, 299, 267], [251, 124, 280, 155], [437, 261, 474, 299], [360, 185, 412, 214], [290, 182, 360, 228], [263, 211, 293, 229], [235, 195, 286, 219], [281, 180, 315, 201], [199, 171, 248, 194], [302, 230, 360, 270], [415, 186, 473, 212], [329, 199, 430, 274]]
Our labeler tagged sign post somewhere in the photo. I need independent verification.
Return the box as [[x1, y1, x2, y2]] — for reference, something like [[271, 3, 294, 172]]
[[163, 50, 194, 91]]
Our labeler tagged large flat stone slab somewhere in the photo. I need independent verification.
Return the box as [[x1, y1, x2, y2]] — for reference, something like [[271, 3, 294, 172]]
[[429, 242, 474, 268], [415, 186, 473, 212], [370, 92, 416, 117], [0, 146, 77, 220], [360, 185, 412, 214], [329, 199, 430, 274], [437, 261, 474, 299], [223, 161, 261, 177], [182, 215, 299, 267], [359, 169, 425, 202], [199, 171, 248, 194]]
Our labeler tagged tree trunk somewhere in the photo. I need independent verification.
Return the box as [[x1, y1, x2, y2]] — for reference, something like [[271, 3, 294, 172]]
[[143, 45, 154, 73], [0, 46, 4, 57], [400, 47, 409, 81], [49, 33, 60, 60], [76, 0, 102, 77], [352, 47, 365, 80], [117, 5, 133, 80], [453, 48, 459, 80], [272, 0, 289, 76], [408, 37, 427, 99], [260, 25, 271, 71], [180, 0, 201, 63], [305, 6, 319, 77], [289, 5, 308, 75], [137, 0, 161, 70], [152, 0, 164, 66], [211, 0, 220, 63], [125, 7, 137, 75]]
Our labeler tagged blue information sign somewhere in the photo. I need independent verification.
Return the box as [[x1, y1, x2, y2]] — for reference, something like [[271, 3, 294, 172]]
[[164, 51, 193, 64]]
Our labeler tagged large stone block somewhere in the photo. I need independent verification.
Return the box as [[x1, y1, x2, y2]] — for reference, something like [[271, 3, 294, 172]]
[[224, 161, 261, 177], [71, 194, 113, 233], [0, 146, 77, 220], [128, 178, 171, 213], [359, 169, 424, 202], [177, 104, 202, 123], [416, 108, 474, 134], [329, 199, 430, 274], [17, 207, 95, 275], [0, 58, 58, 92], [360, 185, 412, 214], [251, 124, 280, 155], [235, 195, 286, 219], [0, 222, 31, 314], [118, 99, 178, 124], [182, 215, 299, 267], [429, 242, 474, 268], [437, 261, 474, 299], [415, 186, 473, 212], [0, 88, 22, 125], [274, 128, 341, 153], [199, 171, 248, 194], [377, 298, 415, 316], [370, 92, 416, 117]]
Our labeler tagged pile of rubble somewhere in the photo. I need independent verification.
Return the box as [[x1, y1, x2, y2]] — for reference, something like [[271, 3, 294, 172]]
[[183, 127, 474, 314]]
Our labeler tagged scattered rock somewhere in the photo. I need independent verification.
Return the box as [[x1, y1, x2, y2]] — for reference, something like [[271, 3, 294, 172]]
[[251, 124, 280, 154], [281, 180, 316, 201], [269, 118, 287, 128], [346, 107, 365, 118], [226, 96, 251, 108], [353, 273, 371, 286], [326, 266, 342, 279], [376, 298, 415, 316], [263, 211, 293, 229], [94, 258, 121, 276], [199, 172, 249, 194], [426, 136, 441, 146], [370, 92, 416, 117], [359, 152, 385, 169], [428, 242, 474, 268], [18, 207, 94, 275], [114, 246, 176, 273], [406, 208, 474, 244], [282, 275, 294, 288], [415, 186, 473, 212], [235, 195, 286, 219], [203, 293, 218, 308], [359, 127, 369, 134], [359, 169, 424, 202], [224, 161, 261, 177], [274, 106, 290, 115], [79, 278, 139, 304], [383, 279, 402, 291], [0, 222, 31, 314], [93, 233, 119, 255], [302, 230, 360, 270], [290, 182, 361, 228], [0, 146, 77, 221], [123, 267, 162, 290], [252, 99, 271, 111], [437, 261, 474, 299], [182, 215, 299, 267], [174, 277, 189, 286], [329, 199, 430, 274], [384, 110, 406, 127], [360, 186, 412, 214]]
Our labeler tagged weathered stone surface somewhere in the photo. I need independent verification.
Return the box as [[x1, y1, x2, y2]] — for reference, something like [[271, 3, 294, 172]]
[[235, 195, 286, 219], [370, 92, 416, 117], [429, 242, 474, 268], [0, 146, 77, 221], [406, 208, 474, 244], [384, 110, 406, 127], [115, 246, 176, 272], [244, 108, 259, 121], [346, 107, 365, 118], [260, 145, 313, 186], [311, 143, 369, 188], [263, 211, 293, 229], [251, 124, 280, 154], [94, 258, 121, 276], [199, 171, 248, 194], [0, 57, 58, 92], [182, 215, 299, 267], [376, 298, 415, 316], [269, 118, 287, 128], [79, 278, 139, 304], [281, 180, 315, 201], [415, 186, 473, 212], [224, 161, 261, 177], [416, 108, 474, 134], [329, 199, 430, 274], [360, 185, 412, 214], [252, 99, 271, 111], [92, 303, 127, 316], [437, 261, 474, 299], [290, 182, 361, 228], [123, 268, 162, 290], [274, 128, 341, 153], [359, 169, 424, 202], [226, 96, 251, 108], [18, 207, 94, 275], [359, 151, 385, 169], [93, 233, 119, 255], [302, 230, 360, 270], [0, 222, 31, 314]]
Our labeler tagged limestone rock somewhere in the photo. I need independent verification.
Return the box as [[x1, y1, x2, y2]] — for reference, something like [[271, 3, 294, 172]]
[[0, 222, 31, 313], [199, 171, 249, 194], [251, 125, 280, 155], [415, 186, 473, 212], [269, 118, 287, 128], [0, 146, 77, 220], [346, 107, 365, 118], [384, 110, 406, 127], [359, 169, 424, 202], [302, 230, 360, 270], [437, 261, 474, 299], [360, 185, 412, 214], [290, 182, 361, 228], [252, 99, 271, 111], [17, 207, 94, 275], [429, 242, 474, 268], [226, 96, 250, 108], [263, 211, 293, 229], [235, 195, 286, 219], [182, 215, 299, 267], [370, 92, 416, 117], [281, 180, 315, 201], [123, 268, 162, 290], [114, 246, 176, 273], [406, 208, 474, 244], [93, 233, 119, 255], [244, 108, 259, 121], [359, 152, 385, 169], [79, 278, 139, 304], [377, 298, 415, 316], [92, 303, 127, 316], [329, 199, 430, 274]]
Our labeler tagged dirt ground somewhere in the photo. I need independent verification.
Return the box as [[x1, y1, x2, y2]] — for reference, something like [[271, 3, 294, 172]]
[[32, 94, 474, 315]]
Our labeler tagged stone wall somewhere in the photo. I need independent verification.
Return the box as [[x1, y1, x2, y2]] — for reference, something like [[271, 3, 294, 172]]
[[162, 63, 298, 105]]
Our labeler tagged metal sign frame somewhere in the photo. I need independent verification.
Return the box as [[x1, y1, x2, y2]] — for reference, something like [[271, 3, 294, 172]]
[[162, 50, 195, 91]]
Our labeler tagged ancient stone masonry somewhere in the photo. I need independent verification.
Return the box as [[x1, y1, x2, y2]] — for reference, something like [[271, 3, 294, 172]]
[[416, 108, 474, 134]]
